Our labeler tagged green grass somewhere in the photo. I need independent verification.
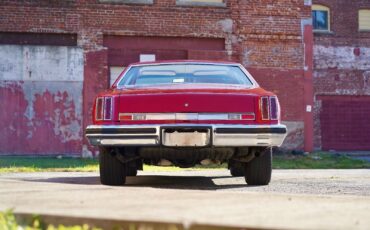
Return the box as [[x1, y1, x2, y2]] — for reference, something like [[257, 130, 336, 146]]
[[274, 152, 370, 169], [0, 152, 369, 173], [0, 209, 101, 230], [0, 157, 98, 173]]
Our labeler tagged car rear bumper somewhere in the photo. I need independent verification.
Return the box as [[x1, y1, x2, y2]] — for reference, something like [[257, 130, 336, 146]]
[[85, 124, 287, 147]]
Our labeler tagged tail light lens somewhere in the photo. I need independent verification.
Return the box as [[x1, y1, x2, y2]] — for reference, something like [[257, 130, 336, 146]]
[[260, 96, 280, 121], [95, 97, 104, 120], [241, 113, 256, 120], [260, 96, 270, 120], [95, 96, 113, 121], [269, 96, 279, 120], [119, 114, 133, 121], [104, 97, 112, 120]]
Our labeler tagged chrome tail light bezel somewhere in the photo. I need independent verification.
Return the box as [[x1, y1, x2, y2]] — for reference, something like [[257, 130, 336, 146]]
[[260, 96, 280, 121], [269, 96, 280, 121], [260, 96, 270, 120], [95, 96, 113, 121]]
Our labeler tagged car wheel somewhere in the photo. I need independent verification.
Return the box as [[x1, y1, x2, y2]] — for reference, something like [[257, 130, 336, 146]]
[[126, 163, 138, 176], [99, 147, 126, 186], [244, 147, 272, 185], [229, 160, 244, 177]]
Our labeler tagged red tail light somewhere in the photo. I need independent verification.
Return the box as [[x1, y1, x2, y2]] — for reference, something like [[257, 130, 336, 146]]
[[104, 97, 112, 120], [260, 96, 270, 120], [95, 96, 113, 121], [119, 114, 133, 121], [269, 96, 279, 120], [260, 96, 280, 121], [95, 97, 104, 120], [241, 113, 256, 120]]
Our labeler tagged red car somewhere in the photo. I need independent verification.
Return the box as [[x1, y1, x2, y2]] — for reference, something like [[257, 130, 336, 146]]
[[86, 61, 287, 186]]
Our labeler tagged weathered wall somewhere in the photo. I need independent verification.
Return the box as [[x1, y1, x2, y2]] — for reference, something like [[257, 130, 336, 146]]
[[0, 0, 312, 155], [236, 0, 313, 151], [313, 0, 370, 150], [0, 45, 84, 155]]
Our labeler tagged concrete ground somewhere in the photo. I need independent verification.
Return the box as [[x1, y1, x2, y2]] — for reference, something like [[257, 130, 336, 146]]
[[1, 169, 370, 230]]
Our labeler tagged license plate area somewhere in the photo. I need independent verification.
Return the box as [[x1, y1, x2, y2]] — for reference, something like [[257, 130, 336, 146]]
[[161, 127, 211, 147]]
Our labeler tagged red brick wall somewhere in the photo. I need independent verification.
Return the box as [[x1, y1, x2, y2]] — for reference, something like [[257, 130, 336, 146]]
[[0, 0, 312, 154], [313, 0, 370, 150]]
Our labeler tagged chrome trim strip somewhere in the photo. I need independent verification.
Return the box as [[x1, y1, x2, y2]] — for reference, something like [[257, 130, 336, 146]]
[[175, 113, 198, 120], [198, 113, 228, 120], [100, 139, 158, 146], [118, 113, 256, 121], [147, 113, 175, 120]]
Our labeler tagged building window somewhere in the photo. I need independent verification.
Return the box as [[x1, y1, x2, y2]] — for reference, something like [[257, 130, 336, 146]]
[[312, 5, 330, 31], [176, 0, 226, 7], [359, 10, 370, 31], [99, 0, 153, 5]]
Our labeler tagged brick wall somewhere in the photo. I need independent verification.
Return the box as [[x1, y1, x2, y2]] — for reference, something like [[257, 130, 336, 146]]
[[0, 0, 312, 155], [313, 0, 370, 150]]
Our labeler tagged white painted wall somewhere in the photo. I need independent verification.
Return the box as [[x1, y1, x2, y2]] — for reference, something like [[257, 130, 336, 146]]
[[110, 66, 125, 86], [314, 45, 370, 70], [0, 44, 85, 155], [0, 45, 83, 81]]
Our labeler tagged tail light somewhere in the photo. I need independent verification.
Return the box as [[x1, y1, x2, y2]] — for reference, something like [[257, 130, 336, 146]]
[[260, 96, 270, 120], [95, 97, 104, 120], [260, 96, 280, 121], [269, 96, 279, 120], [95, 96, 113, 121], [104, 97, 112, 120]]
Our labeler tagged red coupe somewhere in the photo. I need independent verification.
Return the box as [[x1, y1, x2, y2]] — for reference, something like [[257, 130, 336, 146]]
[[86, 61, 287, 186]]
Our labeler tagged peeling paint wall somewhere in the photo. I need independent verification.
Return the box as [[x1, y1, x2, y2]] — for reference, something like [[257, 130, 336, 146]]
[[313, 0, 370, 150], [314, 46, 370, 71], [0, 45, 83, 155]]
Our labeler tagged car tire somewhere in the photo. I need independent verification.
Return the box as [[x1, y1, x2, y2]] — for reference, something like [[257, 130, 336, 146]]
[[244, 147, 272, 185], [229, 160, 245, 177], [126, 164, 138, 177], [99, 147, 126, 186]]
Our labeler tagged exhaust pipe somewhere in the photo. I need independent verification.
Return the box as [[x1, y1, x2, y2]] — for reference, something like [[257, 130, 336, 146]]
[[158, 159, 172, 166], [200, 159, 221, 166]]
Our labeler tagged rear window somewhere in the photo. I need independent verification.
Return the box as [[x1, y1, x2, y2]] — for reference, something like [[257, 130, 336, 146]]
[[118, 64, 253, 87]]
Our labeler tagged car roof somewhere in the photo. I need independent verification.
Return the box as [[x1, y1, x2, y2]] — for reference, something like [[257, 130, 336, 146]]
[[128, 60, 241, 67]]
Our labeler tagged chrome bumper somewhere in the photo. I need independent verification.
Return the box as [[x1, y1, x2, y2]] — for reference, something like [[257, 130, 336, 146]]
[[85, 124, 287, 147]]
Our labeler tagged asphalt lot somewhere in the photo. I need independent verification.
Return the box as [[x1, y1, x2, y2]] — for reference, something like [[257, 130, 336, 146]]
[[1, 169, 370, 229]]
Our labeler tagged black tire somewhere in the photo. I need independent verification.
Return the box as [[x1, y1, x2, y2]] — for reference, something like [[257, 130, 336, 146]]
[[99, 147, 126, 186], [229, 160, 245, 177], [244, 147, 272, 185], [126, 164, 138, 176]]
